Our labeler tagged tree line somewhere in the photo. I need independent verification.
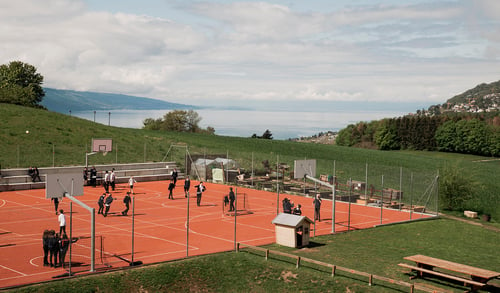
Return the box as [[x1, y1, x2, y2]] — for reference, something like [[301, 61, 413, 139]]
[[336, 113, 500, 157]]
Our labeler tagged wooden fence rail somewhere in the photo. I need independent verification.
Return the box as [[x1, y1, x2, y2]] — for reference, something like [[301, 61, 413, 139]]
[[237, 243, 445, 293]]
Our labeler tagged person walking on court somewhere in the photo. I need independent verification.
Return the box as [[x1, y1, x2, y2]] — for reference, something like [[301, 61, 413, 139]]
[[168, 180, 175, 200], [128, 176, 137, 194], [228, 187, 235, 212], [313, 194, 322, 222], [97, 193, 105, 214], [195, 182, 205, 206], [51, 197, 59, 215], [171, 168, 178, 186], [183, 176, 190, 198], [104, 193, 114, 217], [122, 192, 131, 216], [58, 209, 66, 235]]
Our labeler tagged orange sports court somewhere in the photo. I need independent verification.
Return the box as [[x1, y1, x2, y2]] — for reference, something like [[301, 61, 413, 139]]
[[0, 179, 431, 288]]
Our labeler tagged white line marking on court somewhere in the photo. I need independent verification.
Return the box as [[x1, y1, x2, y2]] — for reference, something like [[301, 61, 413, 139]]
[[0, 264, 27, 276]]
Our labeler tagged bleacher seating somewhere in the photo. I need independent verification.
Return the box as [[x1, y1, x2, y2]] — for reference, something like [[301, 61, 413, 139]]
[[0, 162, 180, 192]]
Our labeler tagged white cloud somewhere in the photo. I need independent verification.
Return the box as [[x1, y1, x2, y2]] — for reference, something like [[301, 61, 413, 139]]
[[0, 0, 499, 109]]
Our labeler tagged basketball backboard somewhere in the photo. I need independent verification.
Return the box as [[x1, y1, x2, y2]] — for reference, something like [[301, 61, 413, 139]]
[[92, 138, 113, 152], [45, 173, 84, 199], [293, 159, 316, 179]]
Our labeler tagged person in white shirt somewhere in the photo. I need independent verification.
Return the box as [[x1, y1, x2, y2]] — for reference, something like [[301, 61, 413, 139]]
[[58, 209, 66, 235], [104, 171, 110, 193], [110, 169, 116, 191], [128, 176, 137, 194]]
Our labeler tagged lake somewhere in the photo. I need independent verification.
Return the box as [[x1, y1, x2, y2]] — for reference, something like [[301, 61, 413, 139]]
[[71, 108, 409, 140]]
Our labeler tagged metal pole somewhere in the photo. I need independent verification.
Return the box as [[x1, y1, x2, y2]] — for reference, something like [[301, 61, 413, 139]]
[[410, 173, 413, 220], [380, 175, 384, 225], [234, 188, 238, 251], [186, 190, 190, 257], [144, 142, 146, 163], [226, 150, 229, 183], [52, 145, 55, 167], [348, 178, 352, 231], [365, 163, 368, 204], [251, 152, 254, 186], [93, 110, 96, 123], [108, 112, 111, 126], [69, 202, 73, 275], [91, 207, 95, 272], [116, 144, 118, 164], [276, 155, 280, 215], [399, 167, 403, 210], [131, 196, 135, 264], [436, 174, 440, 216], [332, 179, 336, 234]]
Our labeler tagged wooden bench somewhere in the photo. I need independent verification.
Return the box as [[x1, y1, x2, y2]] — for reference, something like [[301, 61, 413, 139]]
[[400, 254, 500, 291]]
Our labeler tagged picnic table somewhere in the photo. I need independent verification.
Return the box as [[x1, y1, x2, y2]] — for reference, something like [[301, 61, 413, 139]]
[[399, 254, 500, 291]]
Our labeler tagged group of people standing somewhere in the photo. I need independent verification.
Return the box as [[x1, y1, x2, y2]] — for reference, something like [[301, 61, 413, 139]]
[[166, 169, 206, 207], [42, 208, 72, 268], [282, 193, 323, 221], [42, 230, 71, 268]]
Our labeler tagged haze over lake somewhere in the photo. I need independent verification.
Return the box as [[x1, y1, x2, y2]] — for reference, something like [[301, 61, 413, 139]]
[[72, 107, 412, 140]]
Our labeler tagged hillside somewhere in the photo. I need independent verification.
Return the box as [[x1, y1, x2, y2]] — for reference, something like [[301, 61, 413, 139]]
[[41, 88, 198, 113]]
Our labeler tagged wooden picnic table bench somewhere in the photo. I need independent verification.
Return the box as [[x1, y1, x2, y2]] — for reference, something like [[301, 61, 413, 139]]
[[399, 254, 500, 291]]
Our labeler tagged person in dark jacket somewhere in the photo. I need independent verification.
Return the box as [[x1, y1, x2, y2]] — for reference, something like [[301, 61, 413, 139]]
[[313, 194, 322, 221], [168, 180, 175, 200], [183, 176, 191, 198], [122, 192, 131, 216], [42, 230, 50, 266], [48, 230, 59, 267], [228, 187, 236, 212], [97, 193, 105, 214], [58, 233, 69, 268], [292, 204, 302, 216], [195, 182, 205, 206], [104, 193, 114, 217]]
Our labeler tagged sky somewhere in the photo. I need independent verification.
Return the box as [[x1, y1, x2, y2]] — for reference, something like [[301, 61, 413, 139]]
[[1, 0, 499, 111]]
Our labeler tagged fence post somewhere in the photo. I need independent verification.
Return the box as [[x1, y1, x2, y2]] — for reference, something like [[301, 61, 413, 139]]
[[296, 256, 300, 269], [332, 265, 336, 277], [369, 274, 373, 286], [265, 249, 269, 260]]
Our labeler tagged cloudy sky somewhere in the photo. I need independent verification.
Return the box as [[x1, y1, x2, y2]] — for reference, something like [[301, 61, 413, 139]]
[[1, 0, 499, 111]]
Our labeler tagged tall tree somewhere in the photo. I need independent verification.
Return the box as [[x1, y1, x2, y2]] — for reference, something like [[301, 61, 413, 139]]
[[0, 61, 45, 107]]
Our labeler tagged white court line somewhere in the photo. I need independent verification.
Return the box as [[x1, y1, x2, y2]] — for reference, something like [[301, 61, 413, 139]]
[[0, 264, 27, 276]]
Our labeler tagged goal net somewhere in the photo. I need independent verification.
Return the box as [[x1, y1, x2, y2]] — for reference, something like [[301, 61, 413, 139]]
[[222, 192, 252, 215]]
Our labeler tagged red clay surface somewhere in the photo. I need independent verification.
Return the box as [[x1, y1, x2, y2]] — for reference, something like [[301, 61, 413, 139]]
[[0, 180, 431, 288]]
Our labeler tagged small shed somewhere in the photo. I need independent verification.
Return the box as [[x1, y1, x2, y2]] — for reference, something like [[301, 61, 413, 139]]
[[272, 213, 313, 248]]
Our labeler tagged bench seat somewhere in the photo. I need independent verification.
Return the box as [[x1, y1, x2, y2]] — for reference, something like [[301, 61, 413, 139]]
[[398, 263, 485, 288]]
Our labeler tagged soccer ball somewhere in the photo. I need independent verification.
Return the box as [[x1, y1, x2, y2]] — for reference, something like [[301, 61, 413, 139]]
[[25, 130, 30, 134]]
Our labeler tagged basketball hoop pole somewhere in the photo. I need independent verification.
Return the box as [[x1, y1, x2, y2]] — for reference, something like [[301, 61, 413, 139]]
[[86, 152, 97, 168], [304, 174, 336, 234]]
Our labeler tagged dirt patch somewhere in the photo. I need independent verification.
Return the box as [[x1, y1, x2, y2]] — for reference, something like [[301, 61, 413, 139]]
[[281, 270, 297, 283]]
